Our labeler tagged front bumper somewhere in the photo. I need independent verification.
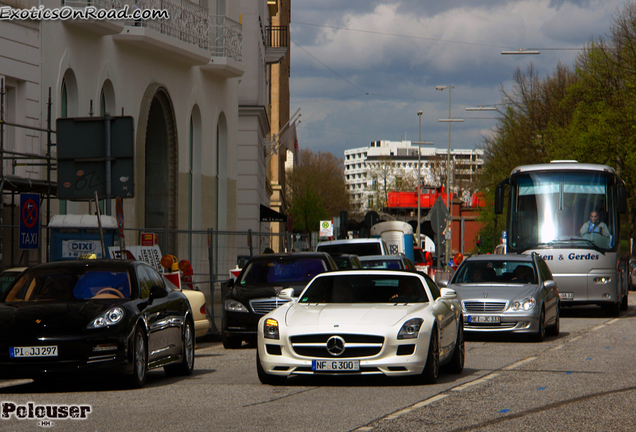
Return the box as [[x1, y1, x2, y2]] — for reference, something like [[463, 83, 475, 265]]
[[462, 311, 541, 333], [257, 332, 430, 378], [0, 334, 133, 379]]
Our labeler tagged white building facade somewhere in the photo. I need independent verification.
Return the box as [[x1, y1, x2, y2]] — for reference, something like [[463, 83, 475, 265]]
[[1, 0, 244, 268], [344, 140, 484, 213]]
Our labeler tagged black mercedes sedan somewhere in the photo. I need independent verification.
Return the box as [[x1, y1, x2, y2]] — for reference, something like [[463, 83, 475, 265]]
[[222, 252, 337, 349], [0, 259, 195, 387]]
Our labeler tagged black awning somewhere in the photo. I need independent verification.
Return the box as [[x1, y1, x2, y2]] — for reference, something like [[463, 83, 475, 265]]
[[260, 204, 287, 222]]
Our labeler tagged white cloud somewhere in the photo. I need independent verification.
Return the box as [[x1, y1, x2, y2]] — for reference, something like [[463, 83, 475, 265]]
[[291, 0, 631, 159]]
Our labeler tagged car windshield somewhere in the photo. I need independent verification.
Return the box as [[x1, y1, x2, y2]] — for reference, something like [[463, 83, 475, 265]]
[[239, 257, 328, 286], [2, 269, 133, 302], [360, 259, 402, 269], [452, 261, 536, 284], [299, 274, 429, 303]]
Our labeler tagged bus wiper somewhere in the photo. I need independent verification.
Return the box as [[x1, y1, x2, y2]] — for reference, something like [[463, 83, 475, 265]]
[[549, 238, 606, 255]]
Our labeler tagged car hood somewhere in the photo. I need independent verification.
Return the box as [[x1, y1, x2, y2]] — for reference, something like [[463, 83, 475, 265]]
[[0, 301, 128, 338], [284, 303, 425, 328], [451, 283, 538, 301]]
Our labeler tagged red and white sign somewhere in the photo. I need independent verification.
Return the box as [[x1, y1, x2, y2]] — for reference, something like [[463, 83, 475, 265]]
[[141, 232, 157, 246]]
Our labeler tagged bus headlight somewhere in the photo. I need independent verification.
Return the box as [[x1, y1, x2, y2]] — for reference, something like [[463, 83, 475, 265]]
[[510, 298, 536, 311]]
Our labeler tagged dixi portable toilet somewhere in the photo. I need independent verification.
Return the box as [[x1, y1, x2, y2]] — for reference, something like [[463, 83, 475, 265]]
[[49, 215, 118, 261]]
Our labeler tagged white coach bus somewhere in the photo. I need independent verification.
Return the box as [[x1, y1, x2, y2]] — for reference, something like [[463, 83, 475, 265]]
[[495, 161, 628, 315]]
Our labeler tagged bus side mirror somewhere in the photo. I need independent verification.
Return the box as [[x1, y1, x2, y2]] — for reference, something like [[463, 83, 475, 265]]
[[618, 184, 627, 214], [494, 178, 509, 215]]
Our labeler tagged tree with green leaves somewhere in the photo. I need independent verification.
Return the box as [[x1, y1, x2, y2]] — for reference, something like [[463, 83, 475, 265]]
[[285, 149, 349, 246]]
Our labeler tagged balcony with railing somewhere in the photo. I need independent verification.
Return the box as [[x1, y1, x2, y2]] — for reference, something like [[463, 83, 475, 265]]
[[265, 25, 288, 64], [62, 0, 127, 34], [200, 15, 244, 77]]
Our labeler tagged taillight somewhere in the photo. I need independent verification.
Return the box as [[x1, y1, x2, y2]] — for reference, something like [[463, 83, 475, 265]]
[[200, 304, 207, 315]]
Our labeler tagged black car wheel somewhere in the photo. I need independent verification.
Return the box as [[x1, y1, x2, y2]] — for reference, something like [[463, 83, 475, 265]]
[[445, 320, 464, 374], [420, 327, 439, 384], [256, 350, 287, 385], [165, 320, 195, 376], [531, 307, 546, 342], [128, 326, 148, 388]]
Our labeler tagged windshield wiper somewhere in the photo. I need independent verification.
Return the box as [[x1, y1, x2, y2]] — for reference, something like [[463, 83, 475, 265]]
[[547, 238, 606, 255]]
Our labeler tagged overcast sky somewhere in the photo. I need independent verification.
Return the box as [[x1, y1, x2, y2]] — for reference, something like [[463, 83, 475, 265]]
[[289, 0, 629, 159]]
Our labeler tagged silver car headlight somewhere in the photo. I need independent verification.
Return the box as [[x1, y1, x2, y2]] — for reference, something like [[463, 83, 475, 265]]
[[263, 318, 280, 340], [224, 299, 248, 313], [510, 297, 536, 312], [87, 307, 125, 329], [397, 318, 423, 340]]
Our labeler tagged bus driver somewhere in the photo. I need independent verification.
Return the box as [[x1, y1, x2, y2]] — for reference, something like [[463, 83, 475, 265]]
[[579, 211, 610, 237]]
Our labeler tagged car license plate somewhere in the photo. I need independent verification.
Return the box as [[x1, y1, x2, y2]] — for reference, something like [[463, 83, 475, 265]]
[[10, 346, 58, 358], [467, 315, 500, 324], [559, 292, 574, 300], [312, 360, 359, 371]]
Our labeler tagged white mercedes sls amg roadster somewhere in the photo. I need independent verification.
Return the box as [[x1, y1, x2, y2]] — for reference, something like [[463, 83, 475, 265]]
[[256, 270, 464, 385]]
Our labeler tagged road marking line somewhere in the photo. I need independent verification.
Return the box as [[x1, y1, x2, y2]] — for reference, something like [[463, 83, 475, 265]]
[[592, 324, 606, 331], [354, 428, 373, 431], [452, 373, 500, 391], [384, 394, 449, 420], [503, 357, 537, 370], [570, 336, 581, 342], [606, 318, 619, 325], [549, 345, 564, 351]]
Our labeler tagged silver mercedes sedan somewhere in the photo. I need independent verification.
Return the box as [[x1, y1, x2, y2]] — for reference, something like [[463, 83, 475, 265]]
[[443, 253, 560, 342]]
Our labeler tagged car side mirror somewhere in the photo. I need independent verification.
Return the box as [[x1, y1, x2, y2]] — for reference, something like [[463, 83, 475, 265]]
[[544, 280, 557, 290], [437, 279, 449, 288], [279, 288, 295, 300], [149, 285, 168, 303], [227, 278, 235, 288], [440, 287, 457, 299]]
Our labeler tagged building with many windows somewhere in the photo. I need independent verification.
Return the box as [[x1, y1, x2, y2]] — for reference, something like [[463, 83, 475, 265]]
[[344, 140, 484, 213]]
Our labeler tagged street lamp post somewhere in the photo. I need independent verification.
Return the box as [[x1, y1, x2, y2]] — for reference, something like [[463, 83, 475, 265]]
[[436, 85, 463, 266], [414, 111, 433, 247]]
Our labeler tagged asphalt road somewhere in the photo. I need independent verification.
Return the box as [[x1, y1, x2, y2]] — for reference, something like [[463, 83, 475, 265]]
[[1, 299, 636, 431]]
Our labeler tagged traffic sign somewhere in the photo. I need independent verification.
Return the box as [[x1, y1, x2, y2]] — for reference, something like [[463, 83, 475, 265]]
[[19, 193, 40, 250]]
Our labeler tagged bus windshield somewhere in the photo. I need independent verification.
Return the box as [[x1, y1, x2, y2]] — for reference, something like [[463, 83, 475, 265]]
[[509, 171, 617, 252]]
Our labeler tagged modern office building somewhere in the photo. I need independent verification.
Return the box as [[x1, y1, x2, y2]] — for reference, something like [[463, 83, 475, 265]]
[[344, 140, 484, 213]]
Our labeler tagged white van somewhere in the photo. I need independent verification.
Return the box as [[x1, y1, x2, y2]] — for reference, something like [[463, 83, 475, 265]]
[[316, 238, 389, 257]]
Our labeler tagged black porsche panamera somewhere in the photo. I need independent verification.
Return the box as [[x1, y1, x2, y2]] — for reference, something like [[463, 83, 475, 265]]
[[0, 259, 195, 387]]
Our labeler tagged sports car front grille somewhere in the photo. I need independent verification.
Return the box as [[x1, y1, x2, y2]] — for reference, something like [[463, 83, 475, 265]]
[[249, 298, 292, 315], [290, 334, 384, 359], [463, 301, 507, 312]]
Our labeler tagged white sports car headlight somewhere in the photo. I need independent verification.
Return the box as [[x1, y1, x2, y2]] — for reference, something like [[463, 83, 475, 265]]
[[87, 307, 125, 329], [224, 299, 248, 313], [263, 318, 279, 340], [510, 297, 536, 311], [397, 318, 423, 340]]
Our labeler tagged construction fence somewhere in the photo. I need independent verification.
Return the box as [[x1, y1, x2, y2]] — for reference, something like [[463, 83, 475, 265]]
[[1, 224, 295, 336]]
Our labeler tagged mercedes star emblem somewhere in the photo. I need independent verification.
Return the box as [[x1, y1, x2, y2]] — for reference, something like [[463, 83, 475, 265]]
[[326, 336, 346, 356]]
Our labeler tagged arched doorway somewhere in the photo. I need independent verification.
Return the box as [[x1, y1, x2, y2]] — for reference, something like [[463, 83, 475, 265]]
[[143, 89, 177, 251]]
